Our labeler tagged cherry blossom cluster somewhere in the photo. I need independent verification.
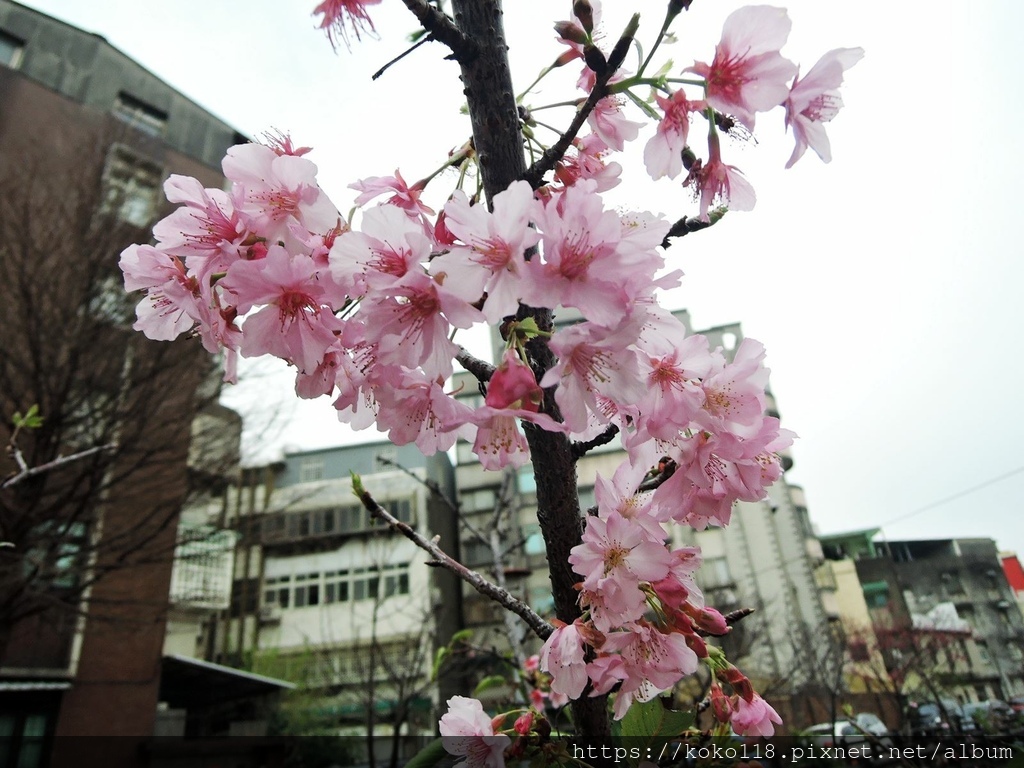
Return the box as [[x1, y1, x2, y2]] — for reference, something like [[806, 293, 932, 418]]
[[120, 0, 861, 752], [540, 1, 862, 218]]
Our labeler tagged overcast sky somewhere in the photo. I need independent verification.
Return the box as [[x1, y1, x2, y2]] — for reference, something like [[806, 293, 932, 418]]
[[20, 0, 1024, 558]]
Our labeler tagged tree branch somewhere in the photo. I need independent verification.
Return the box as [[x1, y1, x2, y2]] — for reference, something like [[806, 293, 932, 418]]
[[571, 424, 619, 459], [398, 0, 472, 59], [522, 14, 639, 189], [353, 480, 553, 640], [456, 346, 495, 383], [660, 214, 717, 249], [2, 443, 117, 489]]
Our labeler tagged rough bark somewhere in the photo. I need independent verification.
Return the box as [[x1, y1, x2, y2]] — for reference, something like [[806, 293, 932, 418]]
[[448, 0, 613, 747]]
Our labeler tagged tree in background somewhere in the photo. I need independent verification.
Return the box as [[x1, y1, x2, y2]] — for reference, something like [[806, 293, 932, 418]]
[[122, 0, 861, 758], [0, 133, 233, 665]]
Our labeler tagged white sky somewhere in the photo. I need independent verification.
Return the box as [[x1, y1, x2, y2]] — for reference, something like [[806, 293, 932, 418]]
[[20, 1, 1024, 557]]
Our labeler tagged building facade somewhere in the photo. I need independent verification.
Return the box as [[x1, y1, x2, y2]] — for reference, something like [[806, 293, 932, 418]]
[[851, 537, 1024, 703], [183, 441, 461, 761], [0, 2, 244, 765]]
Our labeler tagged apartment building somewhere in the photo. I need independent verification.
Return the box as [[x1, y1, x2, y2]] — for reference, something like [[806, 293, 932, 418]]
[[181, 441, 460, 761]]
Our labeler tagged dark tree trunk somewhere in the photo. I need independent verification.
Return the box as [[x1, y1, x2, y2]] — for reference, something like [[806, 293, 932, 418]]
[[450, 0, 613, 748]]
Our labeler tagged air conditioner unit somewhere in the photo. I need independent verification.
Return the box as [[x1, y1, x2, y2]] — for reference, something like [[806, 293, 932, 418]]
[[258, 605, 282, 624]]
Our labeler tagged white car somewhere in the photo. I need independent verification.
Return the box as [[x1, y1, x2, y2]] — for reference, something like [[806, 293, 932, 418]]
[[806, 714, 890, 749]]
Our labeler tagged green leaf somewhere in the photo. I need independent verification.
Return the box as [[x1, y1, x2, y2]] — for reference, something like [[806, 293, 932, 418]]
[[12, 404, 43, 429], [450, 629, 474, 645], [613, 698, 693, 767], [431, 646, 450, 681], [403, 738, 448, 768], [473, 674, 509, 697]]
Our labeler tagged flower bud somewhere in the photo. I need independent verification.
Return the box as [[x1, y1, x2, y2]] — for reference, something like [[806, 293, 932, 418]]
[[514, 711, 534, 736], [573, 0, 595, 33], [710, 684, 732, 723], [554, 20, 588, 46]]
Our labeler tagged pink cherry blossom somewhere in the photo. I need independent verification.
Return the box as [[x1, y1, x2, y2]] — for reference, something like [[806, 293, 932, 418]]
[[486, 350, 543, 413], [538, 621, 589, 700], [731, 693, 783, 737], [554, 133, 621, 192], [152, 175, 247, 279], [350, 168, 435, 219], [222, 143, 340, 244], [685, 133, 756, 222], [587, 95, 643, 152], [603, 623, 699, 719], [439, 696, 510, 768], [689, 6, 798, 130], [541, 318, 647, 434], [220, 245, 341, 373], [430, 181, 539, 323], [313, 0, 381, 49], [569, 511, 672, 595], [784, 47, 864, 168], [644, 89, 704, 180], [120, 244, 202, 342]]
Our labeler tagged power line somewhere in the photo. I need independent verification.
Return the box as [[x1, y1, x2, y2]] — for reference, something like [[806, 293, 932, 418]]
[[882, 465, 1024, 527]]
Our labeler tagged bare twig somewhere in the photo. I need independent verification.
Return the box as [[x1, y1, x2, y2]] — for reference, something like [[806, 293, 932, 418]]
[[2, 443, 117, 489], [353, 479, 554, 640], [372, 35, 433, 80]]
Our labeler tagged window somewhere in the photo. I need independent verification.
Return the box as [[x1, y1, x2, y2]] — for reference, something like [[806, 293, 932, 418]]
[[352, 566, 380, 601], [112, 92, 167, 137], [324, 570, 350, 604], [0, 712, 49, 768], [0, 30, 25, 69], [169, 527, 235, 609], [264, 575, 291, 608], [293, 573, 320, 608], [463, 488, 496, 512], [942, 570, 965, 596], [298, 458, 325, 483], [101, 146, 163, 227], [385, 498, 413, 524], [517, 468, 537, 493], [702, 557, 733, 589]]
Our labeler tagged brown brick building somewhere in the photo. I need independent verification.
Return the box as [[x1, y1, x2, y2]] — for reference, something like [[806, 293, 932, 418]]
[[0, 2, 249, 764]]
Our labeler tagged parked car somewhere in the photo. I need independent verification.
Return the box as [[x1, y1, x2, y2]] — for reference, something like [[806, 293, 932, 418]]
[[806, 720, 865, 749], [854, 712, 891, 743], [908, 699, 965, 737], [806, 715, 889, 750], [962, 700, 1013, 732]]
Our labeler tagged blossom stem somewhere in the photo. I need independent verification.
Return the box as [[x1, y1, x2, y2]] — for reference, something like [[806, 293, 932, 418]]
[[638, 2, 684, 76], [516, 62, 557, 103]]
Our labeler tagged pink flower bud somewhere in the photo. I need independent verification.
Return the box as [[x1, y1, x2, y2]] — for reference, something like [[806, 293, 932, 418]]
[[710, 684, 732, 723], [485, 350, 543, 412], [514, 712, 534, 736]]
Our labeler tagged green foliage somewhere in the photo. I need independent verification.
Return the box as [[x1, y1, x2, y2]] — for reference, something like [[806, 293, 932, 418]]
[[403, 738, 448, 768], [12, 404, 43, 430], [611, 698, 693, 768], [473, 674, 509, 697]]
